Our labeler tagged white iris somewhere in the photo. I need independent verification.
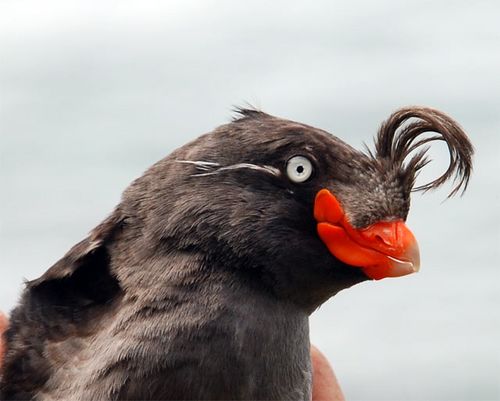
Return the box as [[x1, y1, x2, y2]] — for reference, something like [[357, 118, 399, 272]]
[[286, 155, 313, 183]]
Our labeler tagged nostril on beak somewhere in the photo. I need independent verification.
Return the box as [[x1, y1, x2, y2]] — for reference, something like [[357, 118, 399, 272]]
[[374, 234, 387, 246], [359, 222, 400, 250]]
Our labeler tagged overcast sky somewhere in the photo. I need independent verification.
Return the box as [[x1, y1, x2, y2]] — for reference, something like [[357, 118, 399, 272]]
[[1, 1, 499, 400]]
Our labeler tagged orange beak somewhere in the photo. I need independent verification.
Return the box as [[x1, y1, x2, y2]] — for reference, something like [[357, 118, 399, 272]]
[[314, 189, 420, 280]]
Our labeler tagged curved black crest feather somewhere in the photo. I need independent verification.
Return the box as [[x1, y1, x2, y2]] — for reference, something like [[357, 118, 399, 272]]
[[374, 106, 474, 197]]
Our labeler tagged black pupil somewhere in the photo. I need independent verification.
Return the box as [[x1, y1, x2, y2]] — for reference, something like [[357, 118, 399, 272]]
[[296, 165, 304, 174]]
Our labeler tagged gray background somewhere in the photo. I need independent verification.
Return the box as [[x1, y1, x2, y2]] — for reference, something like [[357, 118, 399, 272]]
[[1, 1, 499, 400]]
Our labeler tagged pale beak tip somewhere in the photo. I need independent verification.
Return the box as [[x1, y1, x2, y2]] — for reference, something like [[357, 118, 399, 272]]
[[410, 242, 421, 273], [386, 242, 420, 278]]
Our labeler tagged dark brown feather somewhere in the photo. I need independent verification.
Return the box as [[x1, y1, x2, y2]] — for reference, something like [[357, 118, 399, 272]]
[[374, 106, 474, 197], [231, 106, 269, 122]]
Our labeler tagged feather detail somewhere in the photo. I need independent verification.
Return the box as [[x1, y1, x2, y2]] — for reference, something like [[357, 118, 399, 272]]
[[231, 105, 269, 122], [175, 160, 221, 171], [374, 106, 474, 197], [175, 160, 281, 178]]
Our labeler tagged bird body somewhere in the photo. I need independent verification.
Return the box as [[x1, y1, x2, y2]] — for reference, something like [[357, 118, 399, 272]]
[[0, 107, 473, 400], [31, 267, 310, 400]]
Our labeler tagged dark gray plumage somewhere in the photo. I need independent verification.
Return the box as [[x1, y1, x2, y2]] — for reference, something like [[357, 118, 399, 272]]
[[0, 107, 473, 400]]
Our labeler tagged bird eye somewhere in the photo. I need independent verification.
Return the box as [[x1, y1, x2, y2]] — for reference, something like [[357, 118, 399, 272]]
[[286, 156, 313, 183]]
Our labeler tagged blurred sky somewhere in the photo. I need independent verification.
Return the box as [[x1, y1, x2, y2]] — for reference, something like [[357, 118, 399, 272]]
[[1, 1, 499, 400]]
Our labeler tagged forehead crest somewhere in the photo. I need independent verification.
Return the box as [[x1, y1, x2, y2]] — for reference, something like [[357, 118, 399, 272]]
[[371, 106, 473, 198]]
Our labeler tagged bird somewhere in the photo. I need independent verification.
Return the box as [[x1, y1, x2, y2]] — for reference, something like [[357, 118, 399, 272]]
[[0, 106, 473, 400]]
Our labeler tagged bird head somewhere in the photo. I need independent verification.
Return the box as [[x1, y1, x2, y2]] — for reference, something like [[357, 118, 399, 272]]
[[118, 106, 473, 310], [28, 107, 473, 313]]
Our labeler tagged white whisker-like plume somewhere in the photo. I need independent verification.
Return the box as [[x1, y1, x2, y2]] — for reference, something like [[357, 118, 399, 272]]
[[175, 160, 221, 171], [175, 160, 281, 178]]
